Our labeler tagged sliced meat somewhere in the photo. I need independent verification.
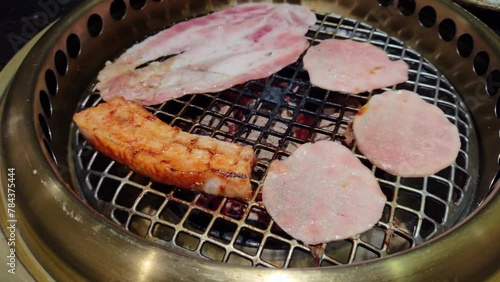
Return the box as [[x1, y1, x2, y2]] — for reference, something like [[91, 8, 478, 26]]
[[303, 39, 408, 93], [353, 90, 461, 177], [96, 3, 316, 105], [73, 97, 254, 200], [262, 141, 386, 245]]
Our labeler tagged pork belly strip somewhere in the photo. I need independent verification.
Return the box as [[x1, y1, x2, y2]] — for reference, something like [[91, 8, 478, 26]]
[[73, 97, 254, 200], [96, 3, 316, 105]]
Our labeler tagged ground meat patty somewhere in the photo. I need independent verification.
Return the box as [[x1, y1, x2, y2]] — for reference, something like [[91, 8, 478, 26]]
[[353, 90, 461, 177], [303, 39, 408, 93], [262, 141, 386, 245]]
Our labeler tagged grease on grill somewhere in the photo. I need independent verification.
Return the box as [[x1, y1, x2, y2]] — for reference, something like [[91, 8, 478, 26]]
[[72, 11, 475, 268]]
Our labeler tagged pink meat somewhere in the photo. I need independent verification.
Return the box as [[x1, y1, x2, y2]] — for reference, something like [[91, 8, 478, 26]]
[[262, 141, 386, 245], [353, 90, 461, 177], [303, 39, 408, 93], [96, 3, 316, 105]]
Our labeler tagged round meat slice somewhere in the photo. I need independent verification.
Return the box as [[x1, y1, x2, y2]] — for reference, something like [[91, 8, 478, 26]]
[[353, 90, 461, 177], [303, 39, 408, 94], [262, 141, 386, 245]]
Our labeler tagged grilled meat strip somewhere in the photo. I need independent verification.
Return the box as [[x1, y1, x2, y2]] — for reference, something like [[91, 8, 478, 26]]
[[96, 3, 316, 105], [73, 97, 254, 200]]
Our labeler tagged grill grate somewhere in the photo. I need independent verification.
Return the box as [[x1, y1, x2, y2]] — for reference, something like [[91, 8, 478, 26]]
[[71, 11, 475, 268]]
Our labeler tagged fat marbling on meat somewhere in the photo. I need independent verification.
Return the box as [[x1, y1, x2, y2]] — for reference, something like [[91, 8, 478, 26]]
[[96, 3, 317, 105], [262, 141, 386, 245], [303, 39, 408, 93], [73, 97, 255, 200], [353, 90, 461, 177]]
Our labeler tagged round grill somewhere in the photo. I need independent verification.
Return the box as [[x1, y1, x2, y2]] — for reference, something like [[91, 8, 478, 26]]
[[1, 0, 498, 280], [71, 11, 477, 267]]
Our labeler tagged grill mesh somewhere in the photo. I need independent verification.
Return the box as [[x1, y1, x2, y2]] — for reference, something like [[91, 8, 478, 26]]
[[72, 11, 475, 268]]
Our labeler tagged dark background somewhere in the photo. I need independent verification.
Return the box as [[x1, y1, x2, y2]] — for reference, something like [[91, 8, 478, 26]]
[[0, 0, 498, 71]]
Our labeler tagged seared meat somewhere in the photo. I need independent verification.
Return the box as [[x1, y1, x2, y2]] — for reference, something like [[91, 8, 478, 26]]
[[73, 97, 254, 200], [262, 141, 386, 245], [353, 90, 461, 177], [303, 39, 408, 93], [96, 3, 316, 105]]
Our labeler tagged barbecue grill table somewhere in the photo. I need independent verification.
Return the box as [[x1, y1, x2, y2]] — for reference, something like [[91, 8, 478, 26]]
[[0, 1, 498, 281]]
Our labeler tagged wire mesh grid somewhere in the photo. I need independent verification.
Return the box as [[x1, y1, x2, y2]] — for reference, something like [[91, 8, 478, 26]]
[[71, 11, 475, 268]]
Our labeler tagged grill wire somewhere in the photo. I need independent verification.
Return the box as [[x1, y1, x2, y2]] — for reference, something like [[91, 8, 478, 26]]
[[72, 11, 474, 268]]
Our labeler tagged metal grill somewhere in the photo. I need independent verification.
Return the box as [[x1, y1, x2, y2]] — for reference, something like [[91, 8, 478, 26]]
[[71, 11, 475, 268]]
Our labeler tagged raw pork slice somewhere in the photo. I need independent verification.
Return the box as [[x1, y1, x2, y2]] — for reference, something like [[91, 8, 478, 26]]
[[73, 97, 255, 200], [96, 3, 316, 105], [262, 141, 386, 245], [303, 39, 408, 93], [353, 90, 461, 177]]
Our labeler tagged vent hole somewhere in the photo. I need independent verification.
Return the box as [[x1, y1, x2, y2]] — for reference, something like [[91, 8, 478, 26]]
[[45, 69, 58, 96], [87, 14, 103, 37], [130, 0, 146, 10], [66, 33, 81, 58], [43, 138, 57, 165], [39, 90, 52, 118], [456, 33, 474, 57], [487, 70, 500, 96], [473, 51, 490, 76], [110, 0, 126, 20], [397, 0, 416, 16], [418, 6, 436, 28], [54, 50, 68, 75], [38, 114, 52, 142], [496, 95, 500, 119], [438, 18, 456, 41]]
